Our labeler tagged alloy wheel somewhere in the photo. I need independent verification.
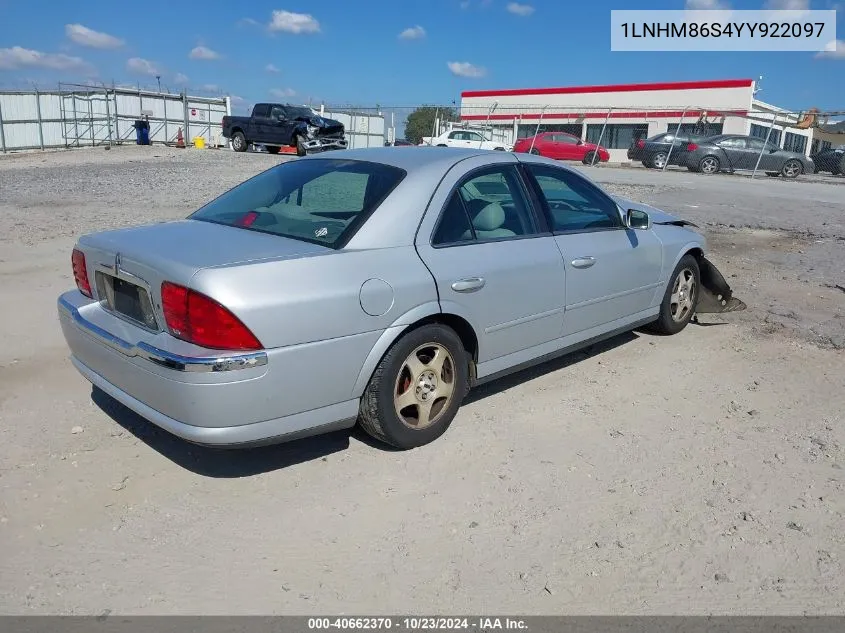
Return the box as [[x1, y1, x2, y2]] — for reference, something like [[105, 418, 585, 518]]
[[393, 343, 456, 430], [670, 268, 697, 323]]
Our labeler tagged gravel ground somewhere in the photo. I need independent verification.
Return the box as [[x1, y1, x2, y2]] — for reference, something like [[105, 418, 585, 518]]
[[0, 145, 843, 615]]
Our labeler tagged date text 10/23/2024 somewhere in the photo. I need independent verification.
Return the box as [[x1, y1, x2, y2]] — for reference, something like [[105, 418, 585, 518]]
[[307, 617, 528, 630]]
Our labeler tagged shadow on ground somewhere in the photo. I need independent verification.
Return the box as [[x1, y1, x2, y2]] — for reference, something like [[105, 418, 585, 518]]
[[93, 329, 648, 477]]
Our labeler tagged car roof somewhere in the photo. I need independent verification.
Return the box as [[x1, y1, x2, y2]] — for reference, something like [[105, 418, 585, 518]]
[[299, 146, 490, 171]]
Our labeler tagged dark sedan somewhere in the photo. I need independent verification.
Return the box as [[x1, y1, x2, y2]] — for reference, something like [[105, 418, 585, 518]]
[[682, 134, 814, 178], [810, 146, 844, 175], [627, 132, 707, 169]]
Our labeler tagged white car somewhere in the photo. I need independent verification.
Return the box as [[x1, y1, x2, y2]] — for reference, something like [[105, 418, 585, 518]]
[[421, 129, 512, 152]]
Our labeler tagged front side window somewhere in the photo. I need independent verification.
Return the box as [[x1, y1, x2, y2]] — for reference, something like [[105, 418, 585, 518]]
[[190, 159, 406, 249], [432, 166, 539, 245], [466, 132, 484, 142], [526, 165, 622, 233]]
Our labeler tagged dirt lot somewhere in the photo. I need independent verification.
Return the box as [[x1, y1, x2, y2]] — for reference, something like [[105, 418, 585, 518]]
[[0, 146, 843, 615]]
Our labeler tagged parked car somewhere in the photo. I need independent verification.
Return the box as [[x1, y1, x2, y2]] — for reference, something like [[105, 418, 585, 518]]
[[222, 103, 347, 156], [385, 138, 414, 147], [810, 145, 845, 175], [58, 147, 744, 451], [513, 132, 609, 165], [680, 134, 814, 178], [420, 129, 512, 151], [627, 132, 707, 169]]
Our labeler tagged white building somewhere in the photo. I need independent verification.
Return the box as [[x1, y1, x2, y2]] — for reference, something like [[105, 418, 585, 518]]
[[459, 78, 817, 162]]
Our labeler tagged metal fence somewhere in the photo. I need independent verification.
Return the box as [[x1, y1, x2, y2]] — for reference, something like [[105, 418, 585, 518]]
[[0, 83, 230, 152]]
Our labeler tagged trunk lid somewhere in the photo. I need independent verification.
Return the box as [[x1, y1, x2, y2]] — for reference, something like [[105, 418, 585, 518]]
[[76, 219, 330, 333]]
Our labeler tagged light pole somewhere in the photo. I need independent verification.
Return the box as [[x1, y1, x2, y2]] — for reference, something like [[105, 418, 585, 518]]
[[156, 75, 161, 93]]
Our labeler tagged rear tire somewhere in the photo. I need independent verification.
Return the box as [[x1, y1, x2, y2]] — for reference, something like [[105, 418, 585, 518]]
[[358, 324, 469, 450], [649, 151, 668, 169], [647, 254, 700, 336], [698, 155, 720, 174], [230, 131, 247, 152]]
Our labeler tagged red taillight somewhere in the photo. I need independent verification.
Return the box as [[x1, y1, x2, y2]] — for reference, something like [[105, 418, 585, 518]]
[[160, 282, 262, 351], [636, 139, 645, 149], [687, 143, 698, 151], [71, 248, 92, 298]]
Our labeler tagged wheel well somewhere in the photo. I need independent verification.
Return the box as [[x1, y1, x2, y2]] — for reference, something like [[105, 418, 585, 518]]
[[414, 313, 478, 361], [685, 247, 704, 263], [231, 127, 244, 136]]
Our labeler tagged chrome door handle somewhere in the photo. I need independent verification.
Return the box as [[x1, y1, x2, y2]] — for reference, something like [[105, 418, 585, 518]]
[[451, 277, 486, 293], [571, 256, 596, 269]]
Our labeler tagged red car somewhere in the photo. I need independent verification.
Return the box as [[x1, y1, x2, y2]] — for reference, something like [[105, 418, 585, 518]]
[[513, 131, 610, 165]]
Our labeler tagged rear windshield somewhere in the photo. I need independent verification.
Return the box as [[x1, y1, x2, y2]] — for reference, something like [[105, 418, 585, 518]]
[[190, 158, 406, 249]]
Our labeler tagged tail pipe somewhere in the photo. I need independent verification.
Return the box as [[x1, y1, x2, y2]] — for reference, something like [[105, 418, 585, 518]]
[[697, 256, 747, 314]]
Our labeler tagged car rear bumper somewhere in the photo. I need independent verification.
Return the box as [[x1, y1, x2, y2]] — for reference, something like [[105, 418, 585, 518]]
[[303, 137, 348, 152], [57, 291, 359, 446]]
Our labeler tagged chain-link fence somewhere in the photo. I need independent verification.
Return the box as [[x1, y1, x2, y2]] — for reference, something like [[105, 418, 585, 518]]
[[371, 102, 843, 179]]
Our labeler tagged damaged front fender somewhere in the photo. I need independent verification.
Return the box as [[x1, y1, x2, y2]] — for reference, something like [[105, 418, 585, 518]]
[[697, 257, 747, 314]]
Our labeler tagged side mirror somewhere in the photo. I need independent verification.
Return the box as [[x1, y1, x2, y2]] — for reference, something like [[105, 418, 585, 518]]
[[626, 208, 651, 230]]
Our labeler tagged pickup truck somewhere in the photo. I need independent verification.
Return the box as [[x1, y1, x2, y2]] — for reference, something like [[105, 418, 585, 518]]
[[222, 103, 348, 156]]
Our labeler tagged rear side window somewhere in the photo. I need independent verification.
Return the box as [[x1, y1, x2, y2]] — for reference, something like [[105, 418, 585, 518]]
[[190, 159, 406, 249]]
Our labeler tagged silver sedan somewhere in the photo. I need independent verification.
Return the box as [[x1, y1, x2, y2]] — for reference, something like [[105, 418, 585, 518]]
[[58, 147, 745, 450]]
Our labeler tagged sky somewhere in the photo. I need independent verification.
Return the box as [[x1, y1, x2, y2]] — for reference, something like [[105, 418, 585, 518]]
[[0, 0, 843, 114]]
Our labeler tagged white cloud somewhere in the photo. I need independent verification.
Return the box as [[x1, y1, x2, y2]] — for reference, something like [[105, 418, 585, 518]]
[[229, 94, 246, 104], [815, 39, 845, 58], [270, 87, 297, 98], [685, 0, 730, 8], [269, 10, 320, 34], [173, 72, 189, 84], [65, 24, 124, 49], [447, 61, 486, 78], [202, 83, 220, 92], [764, 0, 809, 8], [0, 46, 93, 72], [399, 25, 426, 40], [265, 63, 280, 73], [506, 2, 535, 16], [189, 46, 221, 60], [126, 57, 160, 76], [239, 17, 261, 26]]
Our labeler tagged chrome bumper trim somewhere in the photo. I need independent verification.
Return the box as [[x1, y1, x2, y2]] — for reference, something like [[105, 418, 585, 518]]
[[303, 137, 348, 151], [58, 296, 268, 373]]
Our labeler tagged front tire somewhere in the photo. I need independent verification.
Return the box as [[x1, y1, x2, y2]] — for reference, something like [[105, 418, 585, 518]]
[[230, 131, 247, 152], [648, 254, 700, 335], [295, 135, 307, 157], [358, 324, 469, 450], [781, 159, 802, 179]]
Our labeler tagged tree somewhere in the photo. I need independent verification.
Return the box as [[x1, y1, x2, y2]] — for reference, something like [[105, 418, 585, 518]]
[[404, 105, 458, 145]]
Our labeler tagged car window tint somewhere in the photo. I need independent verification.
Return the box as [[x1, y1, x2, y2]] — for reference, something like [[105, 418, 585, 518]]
[[557, 134, 578, 144], [253, 104, 269, 117], [527, 165, 621, 233], [432, 192, 474, 245], [190, 158, 405, 249], [448, 131, 461, 139], [454, 167, 538, 240], [466, 132, 483, 142]]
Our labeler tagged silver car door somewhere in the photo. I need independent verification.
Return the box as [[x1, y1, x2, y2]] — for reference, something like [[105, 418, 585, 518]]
[[415, 157, 565, 366], [522, 164, 663, 337]]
